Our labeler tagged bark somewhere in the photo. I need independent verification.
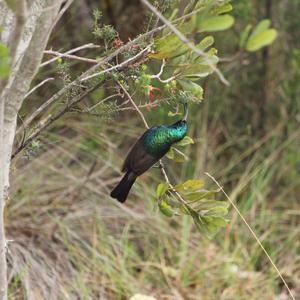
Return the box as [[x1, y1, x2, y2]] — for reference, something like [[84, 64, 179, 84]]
[[0, 1, 64, 299]]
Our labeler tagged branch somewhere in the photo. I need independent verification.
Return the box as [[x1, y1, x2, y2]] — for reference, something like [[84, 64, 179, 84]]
[[12, 82, 101, 160], [140, 0, 230, 86], [43, 50, 98, 65], [80, 46, 151, 82], [41, 43, 100, 67], [24, 77, 54, 99], [51, 0, 74, 30], [118, 82, 149, 129]]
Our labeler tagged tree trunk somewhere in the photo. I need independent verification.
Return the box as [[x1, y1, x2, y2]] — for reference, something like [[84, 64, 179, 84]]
[[0, 1, 65, 298]]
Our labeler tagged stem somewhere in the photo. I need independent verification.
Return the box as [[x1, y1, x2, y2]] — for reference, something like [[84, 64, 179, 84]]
[[205, 172, 296, 300]]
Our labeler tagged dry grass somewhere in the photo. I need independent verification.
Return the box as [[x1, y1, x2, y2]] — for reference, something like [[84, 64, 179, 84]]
[[5, 110, 300, 299]]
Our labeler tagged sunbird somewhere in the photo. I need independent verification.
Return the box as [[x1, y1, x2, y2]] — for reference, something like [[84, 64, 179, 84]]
[[110, 104, 188, 203]]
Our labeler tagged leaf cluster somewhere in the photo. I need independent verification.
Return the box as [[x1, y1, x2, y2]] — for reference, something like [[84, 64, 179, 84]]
[[240, 19, 278, 51], [156, 179, 229, 238]]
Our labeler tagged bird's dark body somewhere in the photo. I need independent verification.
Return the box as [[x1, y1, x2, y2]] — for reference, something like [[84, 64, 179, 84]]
[[110, 120, 187, 203]]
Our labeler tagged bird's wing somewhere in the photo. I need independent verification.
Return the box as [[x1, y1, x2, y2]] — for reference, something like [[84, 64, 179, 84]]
[[122, 134, 158, 176]]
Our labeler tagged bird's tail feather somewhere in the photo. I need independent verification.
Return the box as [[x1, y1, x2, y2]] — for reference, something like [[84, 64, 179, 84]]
[[110, 171, 136, 203]]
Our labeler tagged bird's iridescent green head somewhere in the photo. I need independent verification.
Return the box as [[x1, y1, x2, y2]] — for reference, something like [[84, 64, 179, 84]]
[[143, 120, 187, 157], [168, 120, 187, 142]]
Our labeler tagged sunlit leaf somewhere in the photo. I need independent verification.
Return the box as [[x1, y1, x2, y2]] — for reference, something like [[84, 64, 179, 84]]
[[196, 36, 214, 52], [198, 14, 235, 32], [246, 29, 277, 52], [166, 147, 175, 160], [239, 24, 252, 48], [177, 80, 204, 99], [250, 19, 271, 38], [175, 179, 205, 192], [184, 190, 217, 202], [211, 3, 233, 15], [156, 182, 169, 198], [175, 136, 194, 147], [151, 34, 188, 59], [172, 147, 188, 162], [158, 196, 175, 217]]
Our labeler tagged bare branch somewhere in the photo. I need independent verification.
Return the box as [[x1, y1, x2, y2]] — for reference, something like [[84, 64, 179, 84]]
[[118, 82, 149, 129], [43, 50, 98, 65], [80, 46, 151, 82], [41, 43, 100, 67], [51, 0, 74, 30], [151, 59, 166, 79], [140, 0, 230, 86], [24, 77, 54, 99]]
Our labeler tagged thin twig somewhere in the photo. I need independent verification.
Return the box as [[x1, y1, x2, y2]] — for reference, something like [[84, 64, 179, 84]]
[[205, 172, 296, 300], [41, 43, 100, 67], [118, 82, 149, 129], [51, 0, 74, 30], [151, 59, 166, 79], [24, 78, 54, 99], [140, 0, 230, 86], [44, 50, 98, 64], [87, 93, 120, 112], [80, 46, 151, 82], [150, 59, 177, 83]]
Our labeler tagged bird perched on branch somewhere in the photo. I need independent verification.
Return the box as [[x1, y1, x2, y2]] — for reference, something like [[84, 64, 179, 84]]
[[110, 103, 188, 203]]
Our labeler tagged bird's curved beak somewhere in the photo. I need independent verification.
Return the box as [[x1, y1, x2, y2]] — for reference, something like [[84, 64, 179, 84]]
[[183, 103, 188, 121]]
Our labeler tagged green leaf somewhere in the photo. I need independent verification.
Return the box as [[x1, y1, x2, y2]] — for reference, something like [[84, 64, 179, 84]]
[[156, 182, 169, 198], [196, 36, 214, 52], [167, 147, 188, 162], [177, 80, 204, 99], [0, 43, 10, 78], [151, 34, 188, 59], [250, 19, 271, 38], [239, 24, 252, 48], [198, 14, 235, 32], [166, 148, 175, 160], [246, 29, 277, 52], [175, 179, 205, 192], [172, 148, 188, 162], [158, 196, 175, 217], [175, 136, 194, 147], [195, 198, 227, 208], [211, 3, 233, 15], [184, 190, 217, 202]]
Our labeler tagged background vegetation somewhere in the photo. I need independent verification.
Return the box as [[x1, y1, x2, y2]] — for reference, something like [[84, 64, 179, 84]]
[[4, 0, 300, 299]]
